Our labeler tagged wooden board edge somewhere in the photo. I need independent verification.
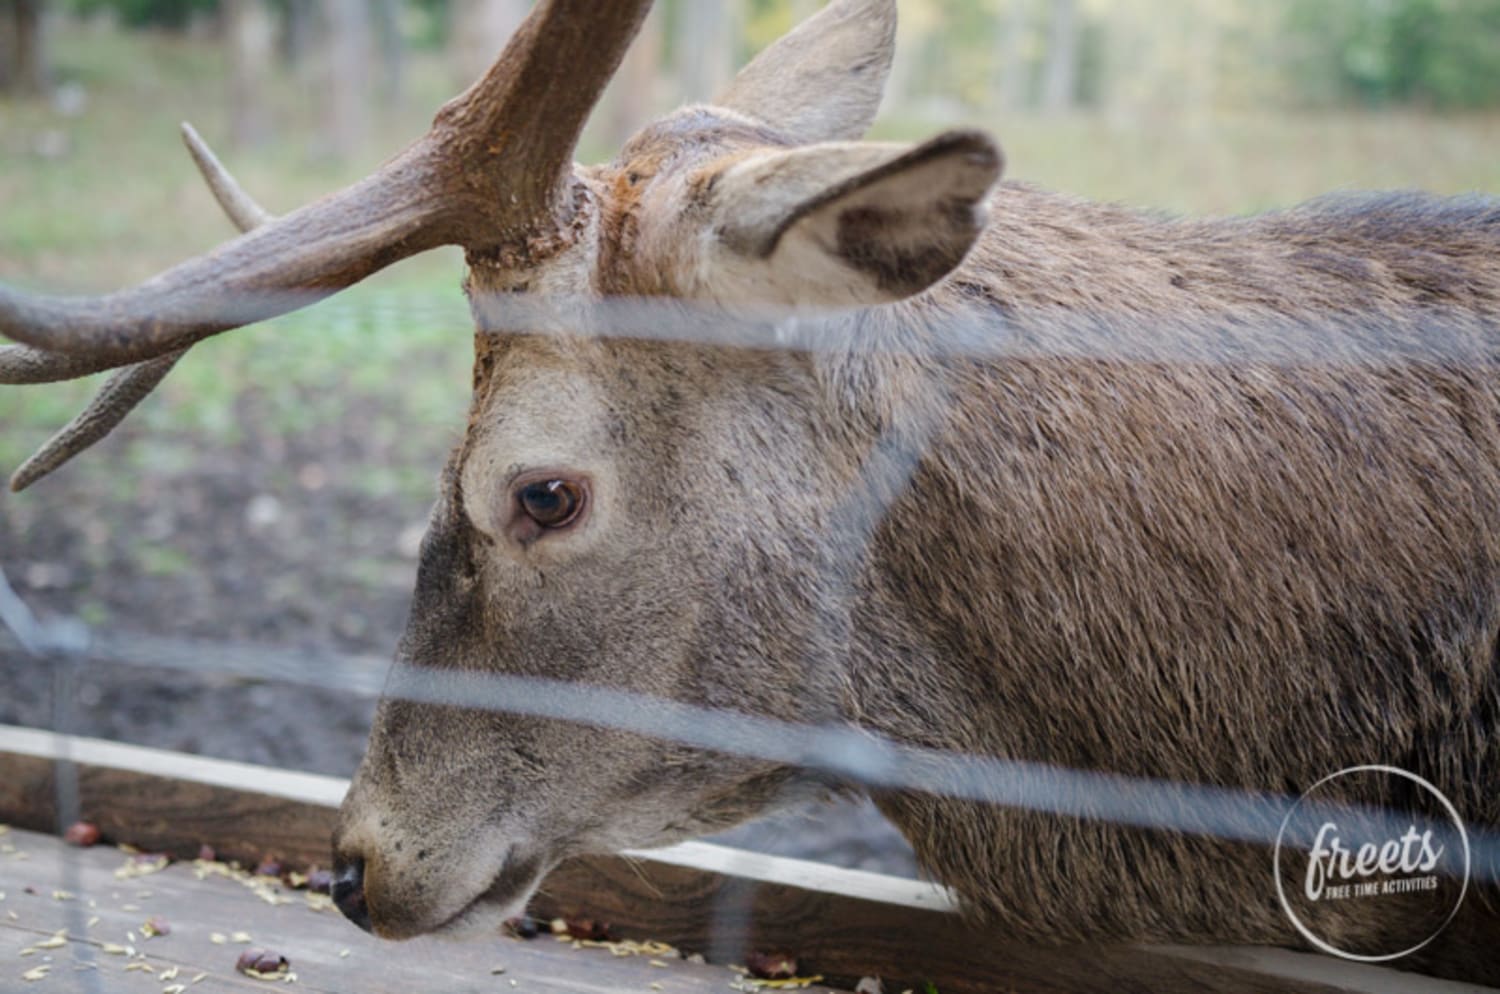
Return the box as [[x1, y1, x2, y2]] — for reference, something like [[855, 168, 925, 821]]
[[1153, 945, 1500, 994], [1, 725, 1490, 994]]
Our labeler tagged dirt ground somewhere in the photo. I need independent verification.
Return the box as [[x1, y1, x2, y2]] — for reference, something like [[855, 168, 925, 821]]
[[0, 381, 918, 877]]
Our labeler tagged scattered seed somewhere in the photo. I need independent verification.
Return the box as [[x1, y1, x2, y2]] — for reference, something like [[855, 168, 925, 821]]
[[235, 948, 290, 980], [490, 965, 507, 975], [338, 949, 350, 959], [115, 854, 169, 880], [124, 962, 155, 974], [210, 933, 228, 945], [33, 931, 67, 950], [231, 931, 254, 944], [304, 868, 333, 894], [101, 943, 129, 955], [746, 951, 799, 981], [564, 917, 611, 941], [192, 972, 208, 984], [304, 892, 335, 913], [164, 985, 188, 994], [52, 890, 74, 901], [64, 822, 101, 847], [649, 959, 669, 968], [21, 965, 50, 982], [87, 916, 100, 928], [505, 915, 541, 939]]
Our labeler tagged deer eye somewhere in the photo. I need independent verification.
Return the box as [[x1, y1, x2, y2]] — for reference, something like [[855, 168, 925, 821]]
[[516, 479, 586, 530]]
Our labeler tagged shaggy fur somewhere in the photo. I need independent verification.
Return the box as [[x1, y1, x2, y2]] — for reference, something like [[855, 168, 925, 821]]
[[335, 0, 1500, 982]]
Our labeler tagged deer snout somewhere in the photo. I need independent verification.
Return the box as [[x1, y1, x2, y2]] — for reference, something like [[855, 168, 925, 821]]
[[332, 807, 522, 940], [331, 854, 372, 933]]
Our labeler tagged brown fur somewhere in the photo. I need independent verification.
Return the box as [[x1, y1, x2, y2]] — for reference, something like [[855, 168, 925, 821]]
[[335, 0, 1500, 982]]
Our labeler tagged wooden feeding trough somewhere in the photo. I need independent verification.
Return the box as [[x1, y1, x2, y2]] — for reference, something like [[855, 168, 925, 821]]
[[0, 725, 1493, 994]]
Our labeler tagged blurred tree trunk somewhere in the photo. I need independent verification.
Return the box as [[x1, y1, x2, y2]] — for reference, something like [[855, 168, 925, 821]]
[[372, 0, 403, 103], [0, 5, 13, 92], [281, 0, 316, 73], [450, 0, 528, 88], [321, 0, 371, 158], [994, 0, 1032, 111], [675, 0, 735, 102], [1040, 0, 1078, 112], [1, 0, 49, 97], [602, 1, 662, 148], [227, 0, 275, 149]]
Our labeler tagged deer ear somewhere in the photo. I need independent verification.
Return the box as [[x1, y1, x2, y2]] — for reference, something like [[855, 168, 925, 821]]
[[716, 0, 896, 144], [698, 130, 1003, 312]]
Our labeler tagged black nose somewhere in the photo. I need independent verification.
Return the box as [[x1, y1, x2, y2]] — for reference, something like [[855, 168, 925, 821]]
[[332, 856, 372, 933]]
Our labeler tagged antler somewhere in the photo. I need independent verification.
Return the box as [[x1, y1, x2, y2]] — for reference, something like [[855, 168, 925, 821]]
[[1, 0, 654, 487], [2, 124, 265, 492]]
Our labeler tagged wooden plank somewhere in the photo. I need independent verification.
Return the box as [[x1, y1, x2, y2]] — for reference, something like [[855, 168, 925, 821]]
[[0, 725, 1491, 994], [0, 728, 342, 869], [0, 826, 840, 993], [1159, 947, 1500, 994]]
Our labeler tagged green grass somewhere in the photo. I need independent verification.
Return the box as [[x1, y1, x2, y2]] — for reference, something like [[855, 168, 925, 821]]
[[872, 109, 1500, 216], [2, 23, 1499, 497]]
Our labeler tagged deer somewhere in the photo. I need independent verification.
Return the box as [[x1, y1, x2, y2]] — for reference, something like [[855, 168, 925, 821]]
[[3, 0, 1498, 985]]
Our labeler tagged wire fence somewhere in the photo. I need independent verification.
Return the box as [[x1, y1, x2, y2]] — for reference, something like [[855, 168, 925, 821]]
[[3, 557, 1497, 869], [4, 291, 1500, 988], [10, 289, 1500, 366]]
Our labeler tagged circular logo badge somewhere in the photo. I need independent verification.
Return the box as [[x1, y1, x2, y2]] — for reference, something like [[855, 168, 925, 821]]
[[1274, 765, 1469, 962]]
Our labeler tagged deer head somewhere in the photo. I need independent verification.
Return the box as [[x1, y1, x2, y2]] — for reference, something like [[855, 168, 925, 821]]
[[0, 0, 1002, 939]]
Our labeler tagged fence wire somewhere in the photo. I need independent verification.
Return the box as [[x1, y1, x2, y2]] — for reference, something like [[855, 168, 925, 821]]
[[9, 290, 1500, 365], [4, 289, 1500, 987], [1, 562, 1497, 880]]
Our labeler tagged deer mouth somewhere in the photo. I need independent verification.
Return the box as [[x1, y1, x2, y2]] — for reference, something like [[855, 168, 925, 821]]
[[428, 848, 550, 939]]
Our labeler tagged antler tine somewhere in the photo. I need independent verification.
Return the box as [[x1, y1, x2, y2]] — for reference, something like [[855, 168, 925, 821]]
[[434, 0, 657, 250], [6, 125, 274, 491], [9, 350, 185, 492], [0, 345, 126, 384], [0, 125, 266, 387], [0, 151, 450, 363], [182, 122, 274, 232], [0, 0, 656, 365]]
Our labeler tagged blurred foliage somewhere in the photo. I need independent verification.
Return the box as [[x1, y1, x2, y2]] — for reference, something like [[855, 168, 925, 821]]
[[1282, 0, 1500, 109], [50, 0, 1500, 110], [1, 0, 1498, 524], [68, 0, 216, 29]]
